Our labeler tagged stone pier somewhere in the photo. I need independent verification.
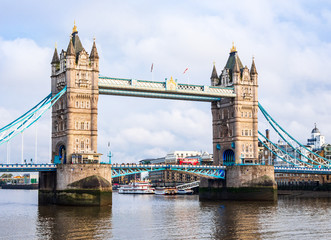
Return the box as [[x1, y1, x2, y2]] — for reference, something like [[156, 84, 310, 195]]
[[39, 164, 112, 206], [199, 165, 277, 201]]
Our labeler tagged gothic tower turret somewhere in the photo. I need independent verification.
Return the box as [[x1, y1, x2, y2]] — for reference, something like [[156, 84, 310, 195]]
[[210, 62, 219, 86], [212, 45, 258, 165], [51, 46, 60, 75], [51, 24, 101, 164]]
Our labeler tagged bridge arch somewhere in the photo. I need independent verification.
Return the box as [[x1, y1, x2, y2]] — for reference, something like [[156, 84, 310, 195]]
[[55, 143, 66, 164], [223, 149, 235, 166]]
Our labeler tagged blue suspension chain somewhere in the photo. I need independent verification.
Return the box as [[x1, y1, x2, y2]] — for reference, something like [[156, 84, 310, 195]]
[[0, 87, 67, 145], [259, 103, 331, 167]]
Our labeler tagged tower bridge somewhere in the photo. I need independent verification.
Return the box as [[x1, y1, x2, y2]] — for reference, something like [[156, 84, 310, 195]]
[[2, 24, 330, 205]]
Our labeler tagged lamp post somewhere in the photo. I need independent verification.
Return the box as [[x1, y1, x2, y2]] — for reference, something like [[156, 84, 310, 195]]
[[107, 142, 112, 164]]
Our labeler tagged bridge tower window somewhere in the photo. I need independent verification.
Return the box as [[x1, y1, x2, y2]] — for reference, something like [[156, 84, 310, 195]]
[[75, 101, 79, 108], [81, 122, 84, 130], [86, 139, 89, 151], [86, 101, 90, 108], [75, 138, 79, 151]]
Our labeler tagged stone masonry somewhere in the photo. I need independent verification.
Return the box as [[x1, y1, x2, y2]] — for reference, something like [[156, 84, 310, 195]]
[[211, 45, 258, 165], [50, 24, 100, 164]]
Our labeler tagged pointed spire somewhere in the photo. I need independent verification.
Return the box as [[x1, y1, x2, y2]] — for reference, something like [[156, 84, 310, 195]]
[[66, 37, 75, 56], [51, 46, 60, 64], [230, 42, 237, 53], [250, 56, 257, 75], [72, 20, 78, 34], [90, 38, 99, 59], [210, 62, 218, 79], [233, 56, 240, 73]]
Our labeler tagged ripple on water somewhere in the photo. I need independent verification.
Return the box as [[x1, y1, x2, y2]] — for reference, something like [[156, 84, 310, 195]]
[[0, 190, 331, 239]]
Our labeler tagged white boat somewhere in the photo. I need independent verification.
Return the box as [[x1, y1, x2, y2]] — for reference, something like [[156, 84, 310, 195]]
[[118, 180, 155, 194], [177, 189, 194, 195], [155, 187, 177, 195]]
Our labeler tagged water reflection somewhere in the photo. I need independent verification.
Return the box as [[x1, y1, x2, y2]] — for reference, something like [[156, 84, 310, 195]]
[[37, 205, 112, 239], [1, 190, 331, 240], [200, 200, 277, 240]]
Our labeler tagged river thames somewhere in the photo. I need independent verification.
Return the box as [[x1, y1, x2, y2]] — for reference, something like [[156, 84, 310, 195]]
[[0, 190, 330, 240]]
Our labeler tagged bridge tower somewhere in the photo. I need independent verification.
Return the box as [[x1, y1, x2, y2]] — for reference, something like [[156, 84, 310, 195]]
[[50, 23, 101, 164], [40, 24, 111, 206], [201, 45, 276, 201], [211, 44, 258, 165]]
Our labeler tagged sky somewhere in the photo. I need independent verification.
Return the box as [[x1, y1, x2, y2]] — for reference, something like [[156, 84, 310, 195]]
[[1, 0, 331, 164]]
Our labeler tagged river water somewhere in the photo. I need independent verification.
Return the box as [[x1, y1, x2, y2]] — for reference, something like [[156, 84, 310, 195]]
[[0, 190, 330, 240]]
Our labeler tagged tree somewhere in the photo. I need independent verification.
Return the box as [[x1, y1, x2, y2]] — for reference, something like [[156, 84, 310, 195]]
[[1, 173, 13, 178]]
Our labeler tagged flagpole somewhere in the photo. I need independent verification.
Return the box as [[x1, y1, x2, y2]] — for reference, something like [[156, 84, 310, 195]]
[[187, 69, 190, 85], [183, 67, 189, 85]]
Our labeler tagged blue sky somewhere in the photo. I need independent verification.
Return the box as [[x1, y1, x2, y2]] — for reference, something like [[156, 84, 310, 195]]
[[1, 0, 331, 163]]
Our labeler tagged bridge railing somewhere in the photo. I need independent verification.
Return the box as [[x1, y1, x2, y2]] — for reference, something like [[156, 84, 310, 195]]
[[176, 180, 200, 190]]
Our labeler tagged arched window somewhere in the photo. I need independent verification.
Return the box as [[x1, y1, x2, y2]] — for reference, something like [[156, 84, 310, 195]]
[[86, 101, 90, 108], [81, 101, 84, 108], [76, 101, 79, 108], [81, 122, 84, 130], [86, 122, 89, 130]]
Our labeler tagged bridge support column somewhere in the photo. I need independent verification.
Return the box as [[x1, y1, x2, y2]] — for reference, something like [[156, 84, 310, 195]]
[[199, 165, 277, 201], [39, 164, 112, 206]]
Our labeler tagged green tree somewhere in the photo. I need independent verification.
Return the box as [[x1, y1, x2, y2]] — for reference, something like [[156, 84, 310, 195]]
[[1, 173, 13, 178]]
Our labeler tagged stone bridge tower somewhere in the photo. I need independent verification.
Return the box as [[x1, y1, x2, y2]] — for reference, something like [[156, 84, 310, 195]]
[[50, 24, 100, 164], [211, 45, 258, 165]]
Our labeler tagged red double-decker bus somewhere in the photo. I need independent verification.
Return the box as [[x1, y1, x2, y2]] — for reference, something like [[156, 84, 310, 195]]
[[178, 157, 200, 165]]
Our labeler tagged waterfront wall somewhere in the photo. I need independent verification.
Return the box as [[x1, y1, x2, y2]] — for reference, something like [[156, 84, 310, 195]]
[[39, 164, 112, 206], [200, 165, 277, 201]]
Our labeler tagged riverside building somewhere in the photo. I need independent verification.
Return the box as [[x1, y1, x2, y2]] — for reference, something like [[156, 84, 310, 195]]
[[139, 151, 213, 186]]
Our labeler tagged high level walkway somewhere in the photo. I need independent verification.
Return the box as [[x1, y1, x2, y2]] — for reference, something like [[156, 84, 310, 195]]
[[98, 76, 236, 102]]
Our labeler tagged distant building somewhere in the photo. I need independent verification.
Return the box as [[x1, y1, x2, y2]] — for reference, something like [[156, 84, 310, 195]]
[[164, 151, 201, 164], [139, 151, 213, 186], [322, 144, 331, 160], [307, 124, 325, 151]]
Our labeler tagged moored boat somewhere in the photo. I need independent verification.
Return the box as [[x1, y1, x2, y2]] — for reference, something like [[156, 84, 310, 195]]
[[155, 187, 177, 195], [118, 180, 155, 194], [177, 189, 194, 195]]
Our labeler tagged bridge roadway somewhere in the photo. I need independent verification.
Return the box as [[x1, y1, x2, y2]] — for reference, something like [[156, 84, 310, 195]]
[[1, 164, 331, 177], [98, 76, 236, 102]]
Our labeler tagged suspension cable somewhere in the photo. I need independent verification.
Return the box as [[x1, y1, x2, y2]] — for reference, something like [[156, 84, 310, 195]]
[[259, 102, 331, 164]]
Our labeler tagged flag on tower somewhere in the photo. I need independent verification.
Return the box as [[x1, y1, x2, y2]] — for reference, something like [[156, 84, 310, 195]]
[[183, 68, 189, 74], [151, 63, 154, 72]]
